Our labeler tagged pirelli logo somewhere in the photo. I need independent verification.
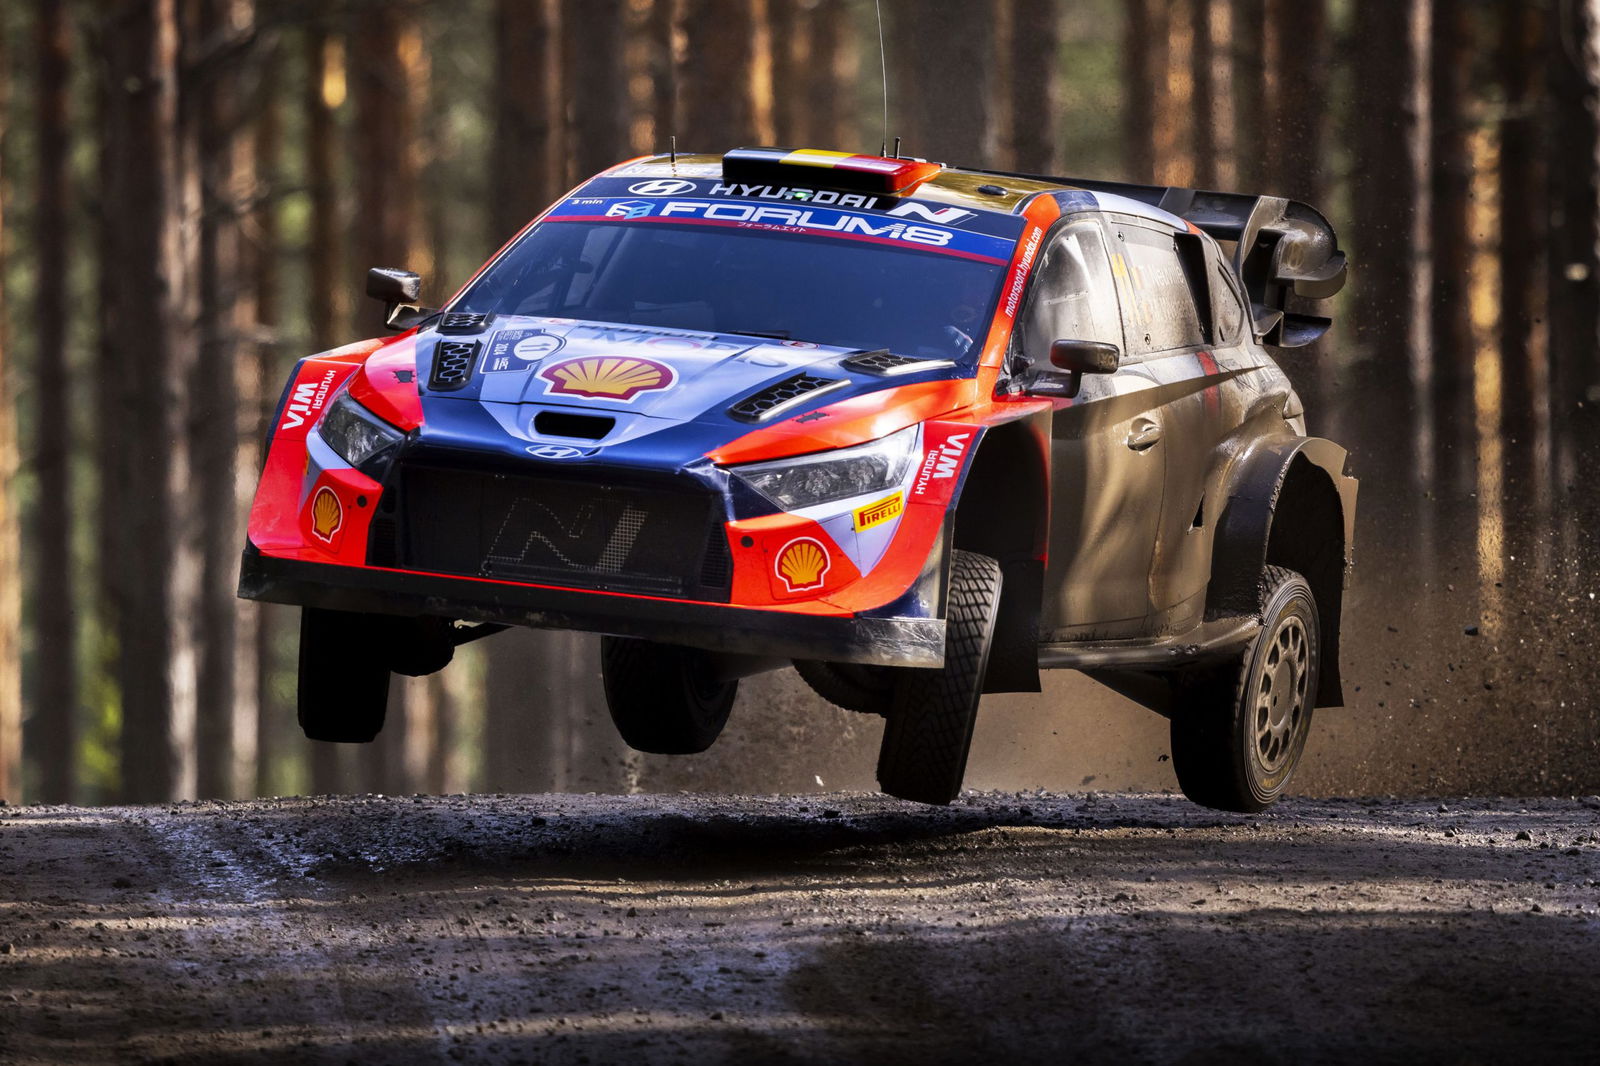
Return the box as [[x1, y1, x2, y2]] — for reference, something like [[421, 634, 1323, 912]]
[[853, 493, 904, 532]]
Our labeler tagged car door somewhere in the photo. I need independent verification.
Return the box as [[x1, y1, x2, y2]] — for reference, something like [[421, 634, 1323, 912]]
[[1016, 216, 1166, 641]]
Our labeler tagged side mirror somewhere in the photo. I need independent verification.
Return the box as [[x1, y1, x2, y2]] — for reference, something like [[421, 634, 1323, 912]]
[[1024, 339, 1121, 399], [366, 267, 434, 331]]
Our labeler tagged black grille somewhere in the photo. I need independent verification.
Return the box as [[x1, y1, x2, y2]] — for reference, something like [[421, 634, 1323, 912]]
[[429, 340, 478, 391], [841, 350, 954, 375], [436, 311, 493, 334], [390, 466, 731, 601], [728, 372, 843, 422]]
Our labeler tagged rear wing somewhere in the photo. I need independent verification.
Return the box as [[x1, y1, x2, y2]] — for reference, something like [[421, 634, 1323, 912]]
[[996, 171, 1348, 348]]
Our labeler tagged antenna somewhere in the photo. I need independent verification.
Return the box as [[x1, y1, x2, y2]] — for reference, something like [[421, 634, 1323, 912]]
[[669, 135, 677, 165], [875, 0, 889, 156], [893, 135, 901, 159]]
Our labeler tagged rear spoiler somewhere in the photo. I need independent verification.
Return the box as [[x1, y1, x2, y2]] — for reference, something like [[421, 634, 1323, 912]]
[[993, 170, 1348, 348]]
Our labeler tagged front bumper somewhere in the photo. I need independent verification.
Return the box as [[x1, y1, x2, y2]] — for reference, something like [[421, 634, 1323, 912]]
[[239, 544, 946, 668]]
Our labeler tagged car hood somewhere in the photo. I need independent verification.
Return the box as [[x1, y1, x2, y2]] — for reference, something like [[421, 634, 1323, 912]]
[[406, 316, 962, 471]]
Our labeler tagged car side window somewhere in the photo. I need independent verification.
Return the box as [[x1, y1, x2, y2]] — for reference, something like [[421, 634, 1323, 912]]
[[1212, 258, 1246, 343], [1016, 219, 1123, 372], [1108, 224, 1205, 355]]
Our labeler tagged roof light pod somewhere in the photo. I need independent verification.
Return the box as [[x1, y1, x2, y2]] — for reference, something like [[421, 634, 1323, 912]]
[[722, 147, 942, 196]]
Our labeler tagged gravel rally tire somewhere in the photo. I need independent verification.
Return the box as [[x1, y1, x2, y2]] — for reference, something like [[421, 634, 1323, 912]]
[[793, 659, 897, 715], [876, 550, 1003, 805], [297, 607, 391, 743], [601, 637, 736, 755], [1169, 565, 1319, 812]]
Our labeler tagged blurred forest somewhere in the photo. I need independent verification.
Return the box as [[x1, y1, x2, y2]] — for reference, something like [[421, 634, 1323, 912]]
[[1, 0, 1598, 805]]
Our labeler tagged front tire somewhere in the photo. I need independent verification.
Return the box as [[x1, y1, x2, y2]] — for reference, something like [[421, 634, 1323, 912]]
[[601, 637, 736, 754], [1169, 566, 1319, 812], [297, 607, 391, 743], [876, 550, 1003, 805]]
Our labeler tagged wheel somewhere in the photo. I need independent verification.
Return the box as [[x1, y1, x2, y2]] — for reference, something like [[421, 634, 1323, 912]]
[[876, 550, 1003, 805], [1169, 565, 1319, 812], [793, 659, 897, 715], [601, 637, 736, 754], [297, 607, 391, 743]]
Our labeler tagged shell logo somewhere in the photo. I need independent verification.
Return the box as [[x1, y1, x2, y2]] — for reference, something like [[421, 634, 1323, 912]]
[[310, 486, 343, 543], [775, 537, 831, 593], [540, 356, 675, 401]]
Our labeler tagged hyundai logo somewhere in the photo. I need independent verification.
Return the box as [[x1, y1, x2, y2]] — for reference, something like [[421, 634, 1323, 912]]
[[627, 179, 697, 195], [525, 444, 594, 460]]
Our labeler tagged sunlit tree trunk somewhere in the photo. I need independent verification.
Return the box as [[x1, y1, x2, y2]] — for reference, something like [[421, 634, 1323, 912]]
[[802, 0, 853, 150], [0, 10, 19, 804], [680, 0, 756, 149], [644, 0, 678, 151], [491, 0, 557, 241], [101, 0, 201, 802], [766, 0, 805, 146], [1430, 0, 1477, 491], [1232, 0, 1267, 191], [1005, 0, 1059, 173], [1123, 0, 1170, 182], [32, 0, 77, 804], [1191, 0, 1235, 189], [1498, 1, 1549, 461]]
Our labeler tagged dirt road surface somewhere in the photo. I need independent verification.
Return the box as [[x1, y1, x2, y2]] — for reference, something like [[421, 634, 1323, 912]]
[[3, 792, 1599, 1064]]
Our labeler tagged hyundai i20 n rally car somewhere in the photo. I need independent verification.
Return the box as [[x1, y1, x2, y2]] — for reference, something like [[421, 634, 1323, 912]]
[[239, 147, 1356, 810]]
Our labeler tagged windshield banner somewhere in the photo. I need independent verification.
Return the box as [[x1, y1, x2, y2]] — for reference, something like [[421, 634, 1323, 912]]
[[544, 196, 1020, 265]]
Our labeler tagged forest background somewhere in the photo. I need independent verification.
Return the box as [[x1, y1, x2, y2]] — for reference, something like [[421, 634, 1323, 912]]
[[1, 0, 1596, 805]]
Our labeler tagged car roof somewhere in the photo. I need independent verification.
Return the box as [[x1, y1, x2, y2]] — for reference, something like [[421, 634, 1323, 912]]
[[603, 153, 1190, 232]]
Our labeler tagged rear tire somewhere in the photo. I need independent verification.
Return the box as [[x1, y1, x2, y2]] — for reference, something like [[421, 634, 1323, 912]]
[[601, 637, 736, 754], [793, 659, 897, 715], [1169, 566, 1319, 812], [297, 607, 391, 743], [876, 550, 1003, 804]]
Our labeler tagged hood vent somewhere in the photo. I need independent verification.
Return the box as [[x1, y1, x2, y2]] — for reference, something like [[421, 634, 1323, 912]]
[[533, 411, 615, 440], [841, 350, 956, 376], [429, 340, 479, 391], [728, 372, 847, 422], [436, 311, 493, 335]]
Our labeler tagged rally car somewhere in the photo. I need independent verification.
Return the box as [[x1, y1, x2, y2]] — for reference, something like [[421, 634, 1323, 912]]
[[238, 147, 1356, 811]]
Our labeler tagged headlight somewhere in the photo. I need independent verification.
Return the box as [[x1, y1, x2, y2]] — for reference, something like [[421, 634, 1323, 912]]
[[728, 425, 920, 510], [317, 391, 404, 474]]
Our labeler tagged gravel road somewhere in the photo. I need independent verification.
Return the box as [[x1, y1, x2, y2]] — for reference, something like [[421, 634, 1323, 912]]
[[2, 791, 1599, 1064]]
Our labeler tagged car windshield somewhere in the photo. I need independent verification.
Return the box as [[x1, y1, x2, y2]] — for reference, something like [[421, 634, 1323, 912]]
[[452, 219, 1010, 362]]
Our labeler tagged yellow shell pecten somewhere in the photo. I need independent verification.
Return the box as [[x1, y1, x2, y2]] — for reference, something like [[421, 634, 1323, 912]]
[[777, 538, 829, 591], [311, 486, 343, 541], [543, 356, 671, 399]]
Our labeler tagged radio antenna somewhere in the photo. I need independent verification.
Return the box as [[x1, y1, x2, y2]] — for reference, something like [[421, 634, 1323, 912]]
[[875, 0, 889, 156], [669, 135, 677, 165]]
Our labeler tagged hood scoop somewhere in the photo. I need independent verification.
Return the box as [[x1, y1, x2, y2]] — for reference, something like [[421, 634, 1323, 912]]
[[841, 349, 955, 376], [533, 411, 615, 440], [437, 311, 494, 334], [728, 372, 847, 422]]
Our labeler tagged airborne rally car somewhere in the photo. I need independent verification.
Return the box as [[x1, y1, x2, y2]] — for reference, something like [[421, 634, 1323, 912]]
[[239, 147, 1356, 811]]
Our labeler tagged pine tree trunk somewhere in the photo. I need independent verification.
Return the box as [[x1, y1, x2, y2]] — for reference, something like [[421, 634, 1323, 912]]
[[1231, 0, 1267, 191], [193, 0, 256, 799], [1498, 1, 1549, 444], [766, 0, 805, 146], [1006, 0, 1059, 173], [0, 8, 19, 804], [803, 0, 852, 150], [886, 0, 995, 165], [1548, 0, 1600, 442], [679, 0, 756, 150], [32, 0, 77, 804], [101, 0, 201, 802], [491, 0, 558, 245], [561, 0, 630, 182], [1191, 0, 1235, 189], [645, 0, 678, 153], [1123, 0, 1170, 182], [1430, 0, 1477, 492]]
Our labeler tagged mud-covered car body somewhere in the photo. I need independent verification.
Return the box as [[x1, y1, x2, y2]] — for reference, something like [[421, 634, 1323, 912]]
[[240, 147, 1355, 745]]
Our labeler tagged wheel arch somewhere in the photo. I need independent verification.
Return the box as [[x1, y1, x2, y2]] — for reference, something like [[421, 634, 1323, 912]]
[[1208, 436, 1357, 707], [949, 413, 1051, 693]]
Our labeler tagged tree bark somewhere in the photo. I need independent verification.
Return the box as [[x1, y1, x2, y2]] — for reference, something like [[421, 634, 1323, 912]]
[[1430, 0, 1478, 491], [1498, 0, 1549, 442], [491, 0, 557, 244], [101, 0, 201, 802], [32, 0, 77, 804], [193, 0, 257, 799], [802, 0, 852, 150], [1264, 0, 1327, 201], [561, 0, 630, 182], [679, 0, 757, 150], [1006, 0, 1060, 173], [1191, 0, 1235, 189], [884, 0, 996, 165], [1548, 0, 1600, 436], [1231, 0, 1267, 191], [766, 0, 805, 146], [1123, 0, 1170, 182], [644, 0, 678, 153], [0, 7, 20, 804]]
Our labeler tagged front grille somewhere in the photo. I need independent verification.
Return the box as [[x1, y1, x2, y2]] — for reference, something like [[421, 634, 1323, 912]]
[[436, 311, 493, 334], [383, 466, 731, 601], [728, 372, 845, 422], [429, 340, 478, 391]]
